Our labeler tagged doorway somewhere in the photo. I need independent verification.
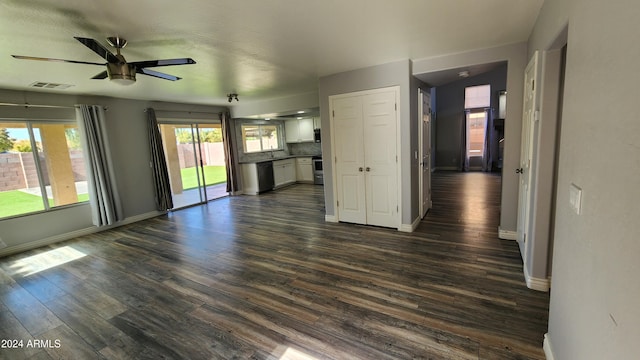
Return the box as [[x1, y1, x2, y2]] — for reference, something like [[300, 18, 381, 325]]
[[419, 88, 432, 218], [158, 122, 228, 209]]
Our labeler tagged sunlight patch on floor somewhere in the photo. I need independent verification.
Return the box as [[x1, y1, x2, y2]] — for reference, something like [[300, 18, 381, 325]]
[[10, 245, 86, 276], [275, 346, 320, 360]]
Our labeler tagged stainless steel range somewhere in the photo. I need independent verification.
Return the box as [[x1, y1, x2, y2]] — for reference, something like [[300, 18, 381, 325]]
[[312, 156, 323, 185]]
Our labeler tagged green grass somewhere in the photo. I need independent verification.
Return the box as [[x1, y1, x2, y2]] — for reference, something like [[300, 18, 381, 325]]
[[0, 165, 226, 218], [0, 190, 90, 219], [180, 165, 227, 190]]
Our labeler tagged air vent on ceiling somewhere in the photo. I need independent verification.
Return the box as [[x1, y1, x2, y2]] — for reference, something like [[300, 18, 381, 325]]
[[29, 82, 74, 90]]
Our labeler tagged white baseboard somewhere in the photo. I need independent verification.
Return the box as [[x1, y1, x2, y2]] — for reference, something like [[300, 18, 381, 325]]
[[325, 214, 337, 222], [524, 264, 551, 292], [0, 210, 165, 258], [399, 217, 420, 233], [498, 227, 518, 240], [543, 333, 555, 360]]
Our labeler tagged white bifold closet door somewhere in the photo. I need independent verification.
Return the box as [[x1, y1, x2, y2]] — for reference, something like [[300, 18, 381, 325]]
[[331, 87, 399, 229]]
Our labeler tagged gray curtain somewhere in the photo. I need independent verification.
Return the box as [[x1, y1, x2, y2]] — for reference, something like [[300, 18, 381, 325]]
[[146, 108, 173, 210], [482, 108, 493, 172], [460, 111, 469, 171], [221, 111, 239, 194], [76, 105, 123, 226]]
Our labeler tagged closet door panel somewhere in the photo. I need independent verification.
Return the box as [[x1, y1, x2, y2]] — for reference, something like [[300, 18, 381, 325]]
[[363, 90, 398, 228], [333, 96, 366, 224]]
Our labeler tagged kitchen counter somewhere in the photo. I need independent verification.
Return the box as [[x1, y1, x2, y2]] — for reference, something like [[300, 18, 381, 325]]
[[239, 154, 321, 164], [241, 155, 320, 194]]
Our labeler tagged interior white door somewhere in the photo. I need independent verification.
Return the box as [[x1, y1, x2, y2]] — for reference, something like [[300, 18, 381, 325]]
[[517, 51, 539, 257], [333, 95, 367, 224], [419, 89, 432, 218], [363, 90, 398, 228]]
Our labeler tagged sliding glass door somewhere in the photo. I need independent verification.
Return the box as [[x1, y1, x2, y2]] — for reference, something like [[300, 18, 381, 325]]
[[158, 122, 227, 209]]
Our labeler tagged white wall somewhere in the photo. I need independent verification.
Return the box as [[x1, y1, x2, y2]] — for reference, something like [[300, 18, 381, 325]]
[[529, 0, 640, 359], [230, 91, 319, 118], [0, 89, 227, 256]]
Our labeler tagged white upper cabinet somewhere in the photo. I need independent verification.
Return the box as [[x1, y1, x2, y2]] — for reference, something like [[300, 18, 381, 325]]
[[285, 118, 314, 143]]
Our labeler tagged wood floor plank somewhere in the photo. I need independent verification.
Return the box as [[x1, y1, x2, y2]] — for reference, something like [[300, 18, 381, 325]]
[[0, 173, 549, 359]]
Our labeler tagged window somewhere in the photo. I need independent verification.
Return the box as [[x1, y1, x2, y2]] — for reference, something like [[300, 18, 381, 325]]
[[464, 85, 491, 159], [464, 84, 491, 109], [0, 121, 87, 219], [241, 124, 282, 153], [466, 111, 488, 157]]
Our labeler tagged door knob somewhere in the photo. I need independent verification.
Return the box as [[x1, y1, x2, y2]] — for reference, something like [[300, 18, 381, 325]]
[[516, 168, 523, 174], [366, 167, 371, 172], [359, 167, 363, 172]]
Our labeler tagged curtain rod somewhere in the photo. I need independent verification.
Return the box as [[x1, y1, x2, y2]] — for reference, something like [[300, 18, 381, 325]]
[[0, 102, 108, 111], [144, 108, 223, 116], [0, 102, 74, 109]]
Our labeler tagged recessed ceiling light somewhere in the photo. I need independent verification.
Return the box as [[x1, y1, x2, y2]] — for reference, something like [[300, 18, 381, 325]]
[[297, 110, 305, 114], [297, 117, 303, 120], [458, 70, 470, 78], [265, 118, 271, 120]]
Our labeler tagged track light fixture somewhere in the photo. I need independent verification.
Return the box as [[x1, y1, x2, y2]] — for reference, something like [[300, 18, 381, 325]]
[[227, 93, 239, 102]]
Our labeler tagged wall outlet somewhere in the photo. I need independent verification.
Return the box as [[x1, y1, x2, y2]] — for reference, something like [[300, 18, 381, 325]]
[[0, 236, 6, 249], [569, 183, 582, 215]]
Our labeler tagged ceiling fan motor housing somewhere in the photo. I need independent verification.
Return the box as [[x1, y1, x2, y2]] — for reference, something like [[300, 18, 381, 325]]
[[106, 54, 136, 84]]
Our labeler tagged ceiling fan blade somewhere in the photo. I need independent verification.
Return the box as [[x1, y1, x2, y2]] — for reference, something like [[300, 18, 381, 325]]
[[74, 37, 119, 63], [137, 68, 181, 81], [92, 71, 109, 79], [130, 58, 196, 68], [12, 55, 105, 66]]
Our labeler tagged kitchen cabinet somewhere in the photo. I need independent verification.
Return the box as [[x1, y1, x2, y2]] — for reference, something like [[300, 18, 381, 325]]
[[242, 161, 274, 195], [296, 157, 314, 183], [285, 118, 314, 143], [242, 163, 259, 195], [273, 158, 296, 188]]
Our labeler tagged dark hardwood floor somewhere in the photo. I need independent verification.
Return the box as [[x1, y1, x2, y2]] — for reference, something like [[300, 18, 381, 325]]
[[0, 171, 549, 359]]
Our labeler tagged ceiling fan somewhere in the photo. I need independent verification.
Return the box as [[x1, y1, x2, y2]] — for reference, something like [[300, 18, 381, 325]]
[[12, 36, 196, 85]]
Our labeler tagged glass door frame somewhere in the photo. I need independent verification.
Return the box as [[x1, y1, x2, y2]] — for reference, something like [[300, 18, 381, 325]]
[[157, 119, 227, 210]]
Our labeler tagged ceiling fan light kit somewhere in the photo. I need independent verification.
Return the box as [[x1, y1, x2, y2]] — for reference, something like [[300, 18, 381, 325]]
[[12, 36, 196, 85], [107, 62, 136, 85]]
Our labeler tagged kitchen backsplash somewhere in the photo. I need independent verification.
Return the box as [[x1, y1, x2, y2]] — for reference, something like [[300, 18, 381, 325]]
[[289, 142, 321, 156]]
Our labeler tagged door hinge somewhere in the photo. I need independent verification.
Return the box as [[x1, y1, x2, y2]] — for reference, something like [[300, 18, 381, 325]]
[[337, 201, 339, 208], [532, 79, 535, 91], [335, 156, 337, 163], [396, 205, 399, 212], [395, 103, 397, 111], [332, 110, 335, 117], [396, 155, 398, 163]]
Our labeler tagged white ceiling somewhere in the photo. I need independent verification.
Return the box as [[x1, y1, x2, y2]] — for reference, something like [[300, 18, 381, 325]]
[[0, 0, 543, 113]]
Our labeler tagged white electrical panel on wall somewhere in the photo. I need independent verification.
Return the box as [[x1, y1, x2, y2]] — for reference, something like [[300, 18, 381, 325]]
[[569, 183, 582, 215]]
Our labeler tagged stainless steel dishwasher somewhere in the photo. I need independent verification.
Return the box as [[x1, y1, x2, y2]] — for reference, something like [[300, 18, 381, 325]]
[[256, 161, 274, 193]]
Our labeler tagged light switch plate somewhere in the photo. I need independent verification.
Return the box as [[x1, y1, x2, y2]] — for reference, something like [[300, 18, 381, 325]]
[[569, 183, 582, 215]]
